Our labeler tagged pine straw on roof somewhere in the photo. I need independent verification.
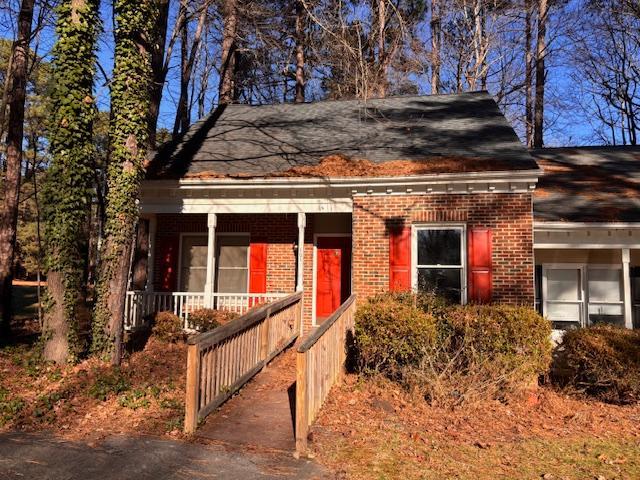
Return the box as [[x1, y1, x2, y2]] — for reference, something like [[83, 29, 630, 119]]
[[182, 154, 521, 179]]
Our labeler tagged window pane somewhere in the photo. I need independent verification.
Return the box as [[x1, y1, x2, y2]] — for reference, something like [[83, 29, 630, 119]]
[[181, 237, 208, 268], [588, 269, 622, 302], [417, 229, 461, 266], [219, 245, 248, 268], [546, 269, 581, 301], [217, 236, 249, 268], [182, 267, 206, 292], [217, 269, 248, 293], [417, 268, 461, 303], [547, 302, 581, 323]]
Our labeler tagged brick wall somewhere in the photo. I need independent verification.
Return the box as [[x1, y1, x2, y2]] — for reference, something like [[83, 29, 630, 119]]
[[352, 193, 535, 305]]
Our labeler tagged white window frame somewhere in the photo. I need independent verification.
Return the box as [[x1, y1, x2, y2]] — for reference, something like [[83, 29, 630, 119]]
[[542, 263, 624, 328], [411, 223, 467, 304], [177, 233, 208, 292], [214, 232, 251, 294], [178, 232, 251, 293]]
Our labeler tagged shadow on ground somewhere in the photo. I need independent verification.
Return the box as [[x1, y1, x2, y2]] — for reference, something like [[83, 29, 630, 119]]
[[0, 432, 327, 480]]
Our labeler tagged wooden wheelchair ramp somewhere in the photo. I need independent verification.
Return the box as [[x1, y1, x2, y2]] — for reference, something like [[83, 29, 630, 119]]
[[197, 347, 297, 451], [185, 292, 357, 455]]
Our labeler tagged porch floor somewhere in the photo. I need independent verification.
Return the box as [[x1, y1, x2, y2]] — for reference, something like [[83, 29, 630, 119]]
[[196, 345, 298, 452]]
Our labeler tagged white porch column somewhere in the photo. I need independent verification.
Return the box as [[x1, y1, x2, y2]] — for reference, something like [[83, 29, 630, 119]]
[[146, 214, 157, 292], [296, 212, 306, 292], [204, 213, 217, 308], [622, 248, 633, 329]]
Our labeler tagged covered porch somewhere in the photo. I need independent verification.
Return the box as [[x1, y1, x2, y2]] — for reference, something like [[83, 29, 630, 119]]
[[125, 210, 353, 331], [534, 222, 640, 333]]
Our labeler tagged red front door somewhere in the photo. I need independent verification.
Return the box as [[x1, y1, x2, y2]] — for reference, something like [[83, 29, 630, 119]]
[[316, 236, 351, 320]]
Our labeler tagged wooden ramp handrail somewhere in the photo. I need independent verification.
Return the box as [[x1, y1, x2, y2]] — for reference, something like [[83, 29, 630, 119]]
[[296, 295, 356, 454], [184, 291, 303, 433]]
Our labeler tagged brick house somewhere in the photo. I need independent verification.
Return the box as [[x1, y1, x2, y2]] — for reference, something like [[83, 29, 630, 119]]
[[126, 92, 640, 335]]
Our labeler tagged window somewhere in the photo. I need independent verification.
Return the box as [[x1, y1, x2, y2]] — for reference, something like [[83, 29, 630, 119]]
[[179, 235, 208, 292], [414, 226, 465, 303], [587, 268, 624, 327], [215, 235, 249, 293], [541, 264, 626, 329], [543, 266, 583, 329]]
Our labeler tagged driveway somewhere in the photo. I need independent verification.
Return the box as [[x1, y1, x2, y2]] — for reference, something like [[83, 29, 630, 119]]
[[0, 432, 328, 480]]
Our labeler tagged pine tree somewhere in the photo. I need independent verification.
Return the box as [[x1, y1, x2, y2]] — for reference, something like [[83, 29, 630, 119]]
[[92, 0, 156, 364], [41, 0, 100, 363]]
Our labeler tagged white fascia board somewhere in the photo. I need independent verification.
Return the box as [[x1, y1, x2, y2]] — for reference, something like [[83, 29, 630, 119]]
[[535, 221, 640, 231], [142, 169, 542, 191], [139, 197, 353, 214]]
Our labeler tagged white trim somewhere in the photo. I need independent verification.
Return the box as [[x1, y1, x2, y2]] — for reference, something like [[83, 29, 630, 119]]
[[622, 248, 633, 329], [535, 222, 640, 230], [146, 169, 542, 189], [311, 233, 352, 327], [296, 213, 306, 293], [411, 223, 467, 304]]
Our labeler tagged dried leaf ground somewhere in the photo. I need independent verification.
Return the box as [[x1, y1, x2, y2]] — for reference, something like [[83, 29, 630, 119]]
[[0, 338, 187, 443], [311, 375, 640, 480]]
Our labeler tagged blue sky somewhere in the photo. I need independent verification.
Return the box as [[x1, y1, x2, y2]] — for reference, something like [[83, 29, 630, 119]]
[[0, 0, 624, 148]]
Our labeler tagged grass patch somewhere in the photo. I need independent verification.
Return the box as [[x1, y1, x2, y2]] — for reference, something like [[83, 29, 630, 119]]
[[320, 433, 640, 480]]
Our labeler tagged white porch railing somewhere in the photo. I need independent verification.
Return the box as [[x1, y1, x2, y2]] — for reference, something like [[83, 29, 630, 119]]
[[124, 291, 289, 331]]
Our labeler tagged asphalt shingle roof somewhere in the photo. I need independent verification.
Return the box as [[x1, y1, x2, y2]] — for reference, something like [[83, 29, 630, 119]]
[[147, 91, 538, 179], [532, 146, 640, 223]]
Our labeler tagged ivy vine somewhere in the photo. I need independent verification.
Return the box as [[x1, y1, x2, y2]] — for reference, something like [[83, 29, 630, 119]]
[[41, 0, 100, 363], [91, 0, 156, 358]]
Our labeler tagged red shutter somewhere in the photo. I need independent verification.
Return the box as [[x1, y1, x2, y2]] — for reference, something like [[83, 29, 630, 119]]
[[389, 226, 411, 291], [249, 241, 268, 294], [157, 236, 179, 292], [468, 228, 493, 303]]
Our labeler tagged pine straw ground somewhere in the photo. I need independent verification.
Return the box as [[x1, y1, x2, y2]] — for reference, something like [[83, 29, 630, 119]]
[[0, 338, 187, 443], [310, 376, 640, 480]]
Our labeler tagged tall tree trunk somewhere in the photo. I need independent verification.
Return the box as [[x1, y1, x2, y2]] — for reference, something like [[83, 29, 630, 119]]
[[148, 0, 170, 149], [42, 0, 100, 363], [130, 219, 149, 290], [0, 0, 35, 340], [92, 0, 155, 365], [524, 0, 534, 147], [376, 0, 387, 97], [294, 0, 305, 103], [533, 0, 547, 149], [430, 0, 441, 94], [219, 0, 238, 104], [174, 0, 209, 135]]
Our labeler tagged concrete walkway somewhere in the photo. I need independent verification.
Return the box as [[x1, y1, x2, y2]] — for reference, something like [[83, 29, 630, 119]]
[[0, 432, 327, 480], [197, 347, 298, 452]]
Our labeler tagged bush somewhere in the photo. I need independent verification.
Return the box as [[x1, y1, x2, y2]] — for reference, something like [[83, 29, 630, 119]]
[[353, 293, 553, 405], [188, 308, 238, 332], [354, 293, 436, 379], [151, 311, 184, 343], [556, 325, 640, 405]]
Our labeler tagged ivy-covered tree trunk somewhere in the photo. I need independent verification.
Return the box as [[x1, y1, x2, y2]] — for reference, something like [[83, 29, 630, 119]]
[[41, 0, 100, 364], [92, 0, 155, 364], [0, 0, 36, 340]]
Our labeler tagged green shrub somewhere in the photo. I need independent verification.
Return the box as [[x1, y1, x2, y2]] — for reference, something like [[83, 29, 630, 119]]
[[188, 308, 238, 332], [353, 293, 552, 405], [557, 325, 640, 405], [354, 293, 437, 379], [151, 311, 184, 343]]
